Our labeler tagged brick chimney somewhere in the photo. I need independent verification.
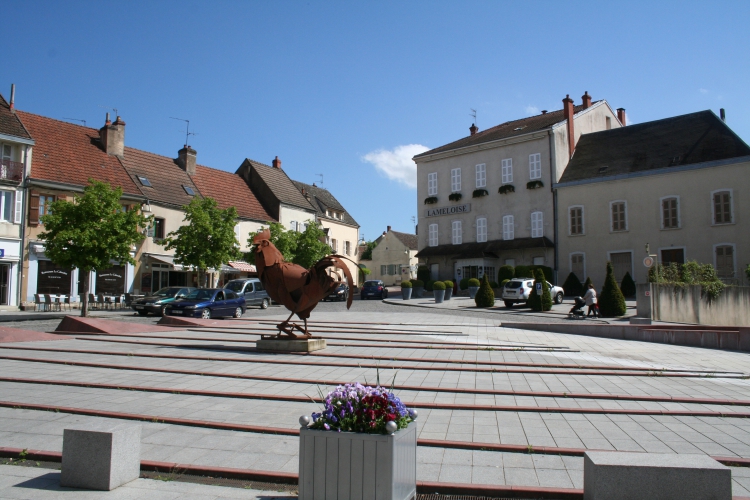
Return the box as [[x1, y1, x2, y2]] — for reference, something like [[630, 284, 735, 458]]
[[9, 84, 15, 113], [272, 156, 282, 169], [469, 123, 478, 136], [563, 95, 575, 158], [100, 113, 126, 158], [581, 91, 592, 109], [387, 225, 391, 232], [617, 108, 627, 126], [177, 146, 197, 175]]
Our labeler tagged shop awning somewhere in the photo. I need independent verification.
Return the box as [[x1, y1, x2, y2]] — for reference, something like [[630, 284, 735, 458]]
[[145, 254, 185, 271], [415, 237, 554, 259], [228, 261, 256, 273]]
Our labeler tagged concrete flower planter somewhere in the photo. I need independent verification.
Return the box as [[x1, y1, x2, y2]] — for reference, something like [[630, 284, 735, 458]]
[[468, 286, 480, 299], [401, 288, 412, 300], [433, 290, 445, 303], [412, 286, 424, 298], [444, 288, 453, 300], [299, 424, 417, 500]]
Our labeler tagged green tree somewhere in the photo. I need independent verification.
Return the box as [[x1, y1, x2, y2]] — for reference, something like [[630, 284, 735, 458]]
[[562, 272, 583, 297], [620, 272, 636, 297], [294, 222, 331, 268], [599, 261, 627, 317], [359, 265, 371, 284], [162, 197, 240, 288], [39, 180, 149, 317], [359, 240, 377, 260], [528, 268, 552, 311], [583, 276, 593, 290], [417, 266, 431, 282], [474, 274, 495, 307], [497, 265, 515, 283]]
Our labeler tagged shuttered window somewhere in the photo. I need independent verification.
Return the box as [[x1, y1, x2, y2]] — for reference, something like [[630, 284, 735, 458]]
[[28, 191, 39, 226], [610, 252, 632, 283], [452, 220, 462, 245], [529, 153, 542, 180], [427, 173, 438, 196], [502, 215, 514, 240], [715, 245, 735, 277], [713, 191, 732, 224], [475, 164, 486, 188], [661, 197, 679, 229], [451, 168, 461, 192], [571, 254, 585, 281], [476, 218, 487, 243], [501, 159, 513, 184], [569, 206, 583, 235], [428, 224, 438, 247], [611, 201, 627, 231], [531, 211, 543, 238]]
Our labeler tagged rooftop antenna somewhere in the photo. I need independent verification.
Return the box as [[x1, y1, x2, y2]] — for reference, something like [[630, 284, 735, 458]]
[[470, 108, 477, 127], [98, 105, 118, 117], [316, 173, 324, 186], [170, 117, 196, 147], [63, 117, 87, 127], [411, 216, 416, 232]]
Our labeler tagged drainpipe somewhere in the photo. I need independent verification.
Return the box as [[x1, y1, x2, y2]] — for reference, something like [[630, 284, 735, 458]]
[[17, 145, 29, 308], [548, 130, 559, 283]]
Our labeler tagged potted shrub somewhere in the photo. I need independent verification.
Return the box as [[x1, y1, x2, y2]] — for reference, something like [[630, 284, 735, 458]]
[[448, 192, 462, 202], [475, 274, 495, 307], [443, 280, 454, 300], [401, 280, 412, 300], [472, 189, 489, 198], [433, 281, 446, 303], [299, 383, 418, 500], [526, 180, 544, 190], [459, 278, 469, 290], [424, 196, 438, 205], [467, 278, 481, 299], [498, 184, 515, 194], [411, 279, 424, 298]]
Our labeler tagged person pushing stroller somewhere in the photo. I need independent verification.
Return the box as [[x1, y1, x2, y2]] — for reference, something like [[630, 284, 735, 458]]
[[583, 283, 599, 317]]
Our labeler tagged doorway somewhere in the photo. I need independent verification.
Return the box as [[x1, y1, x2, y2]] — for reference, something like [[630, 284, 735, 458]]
[[0, 263, 9, 305]]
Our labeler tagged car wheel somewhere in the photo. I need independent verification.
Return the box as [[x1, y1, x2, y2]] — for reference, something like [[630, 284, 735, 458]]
[[159, 305, 168, 316], [234, 307, 243, 318], [383, 291, 388, 299], [201, 309, 211, 320], [260, 298, 269, 309], [554, 292, 563, 304], [504, 301, 513, 308], [137, 310, 148, 316]]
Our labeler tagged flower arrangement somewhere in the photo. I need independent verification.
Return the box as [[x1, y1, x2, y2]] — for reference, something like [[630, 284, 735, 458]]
[[424, 196, 438, 205], [498, 184, 515, 194], [448, 192, 463, 202], [308, 383, 416, 435]]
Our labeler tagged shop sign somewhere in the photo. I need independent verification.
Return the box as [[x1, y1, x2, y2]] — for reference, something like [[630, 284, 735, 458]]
[[425, 203, 471, 218], [0, 249, 5, 258]]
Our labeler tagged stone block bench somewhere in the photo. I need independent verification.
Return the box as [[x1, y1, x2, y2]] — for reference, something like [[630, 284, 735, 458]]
[[60, 422, 141, 490], [584, 451, 731, 500]]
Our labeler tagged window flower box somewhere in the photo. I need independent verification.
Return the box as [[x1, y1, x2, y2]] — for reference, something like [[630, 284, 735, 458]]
[[526, 180, 544, 190], [498, 184, 515, 194], [448, 192, 462, 202], [472, 189, 489, 198], [424, 196, 438, 205]]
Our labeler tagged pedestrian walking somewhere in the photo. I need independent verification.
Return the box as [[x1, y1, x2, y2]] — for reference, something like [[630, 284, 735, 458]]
[[583, 283, 599, 318]]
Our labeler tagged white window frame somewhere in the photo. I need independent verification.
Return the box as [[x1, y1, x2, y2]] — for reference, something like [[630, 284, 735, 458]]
[[451, 168, 461, 193], [531, 211, 543, 238], [476, 217, 487, 243], [659, 195, 681, 230], [570, 252, 586, 280], [428, 223, 438, 247], [380, 265, 387, 275], [234, 224, 241, 246], [711, 189, 734, 225], [607, 250, 635, 282], [502, 215, 514, 240], [345, 241, 351, 255], [568, 205, 584, 236], [529, 153, 542, 180], [713, 243, 737, 278], [290, 220, 297, 232], [427, 172, 438, 196], [331, 239, 338, 252], [475, 163, 486, 188], [14, 189, 22, 224], [501, 159, 513, 184], [0, 190, 14, 223], [609, 200, 628, 232], [451, 220, 462, 245]]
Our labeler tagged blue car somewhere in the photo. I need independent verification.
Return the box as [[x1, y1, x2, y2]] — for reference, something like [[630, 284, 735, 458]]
[[165, 288, 246, 319], [361, 280, 388, 300]]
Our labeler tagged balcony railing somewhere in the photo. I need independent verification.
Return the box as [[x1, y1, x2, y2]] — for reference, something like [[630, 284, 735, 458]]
[[0, 159, 23, 183]]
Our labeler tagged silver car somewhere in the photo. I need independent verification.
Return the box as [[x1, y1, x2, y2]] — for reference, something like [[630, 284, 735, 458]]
[[502, 278, 564, 308]]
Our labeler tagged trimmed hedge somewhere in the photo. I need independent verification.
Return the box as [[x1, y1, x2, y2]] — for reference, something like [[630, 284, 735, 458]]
[[459, 278, 469, 290], [411, 279, 424, 287], [583, 276, 593, 290], [474, 274, 495, 307], [417, 266, 431, 282], [443, 280, 454, 289], [514, 265, 531, 279], [562, 272, 583, 297], [501, 278, 510, 287], [468, 278, 481, 287], [425, 280, 436, 292], [528, 268, 552, 311], [620, 272, 636, 298], [433, 281, 446, 290], [401, 280, 412, 288], [599, 261, 627, 317], [498, 265, 515, 282], [489, 281, 499, 288]]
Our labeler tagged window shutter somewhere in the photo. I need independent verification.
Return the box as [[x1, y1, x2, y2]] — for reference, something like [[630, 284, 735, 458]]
[[28, 190, 39, 226], [14, 190, 22, 224]]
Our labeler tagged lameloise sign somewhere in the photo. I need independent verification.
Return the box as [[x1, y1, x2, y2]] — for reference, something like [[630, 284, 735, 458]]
[[425, 203, 471, 218]]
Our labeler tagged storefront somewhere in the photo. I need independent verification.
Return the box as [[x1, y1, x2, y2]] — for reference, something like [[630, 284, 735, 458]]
[[95, 265, 126, 295], [138, 254, 190, 294], [454, 258, 499, 283], [0, 237, 21, 306]]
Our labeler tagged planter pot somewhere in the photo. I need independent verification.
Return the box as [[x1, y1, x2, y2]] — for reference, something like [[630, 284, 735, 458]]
[[444, 288, 453, 300], [412, 286, 424, 298], [401, 288, 412, 300], [299, 424, 417, 500], [433, 289, 445, 303], [468, 286, 480, 299]]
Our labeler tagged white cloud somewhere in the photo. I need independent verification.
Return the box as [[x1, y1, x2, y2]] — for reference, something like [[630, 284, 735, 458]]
[[362, 144, 428, 189], [525, 105, 539, 115], [700, 88, 709, 94]]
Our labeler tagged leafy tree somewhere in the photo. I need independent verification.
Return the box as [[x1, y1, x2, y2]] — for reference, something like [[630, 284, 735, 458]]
[[583, 276, 593, 290], [514, 265, 531, 279], [417, 266, 431, 282], [620, 272, 636, 297], [562, 272, 583, 297], [528, 268, 552, 311], [599, 261, 627, 317], [359, 240, 377, 260], [162, 197, 240, 288], [498, 265, 515, 283], [359, 265, 371, 284], [474, 274, 495, 307], [294, 222, 331, 269], [529, 265, 554, 283], [39, 180, 149, 317]]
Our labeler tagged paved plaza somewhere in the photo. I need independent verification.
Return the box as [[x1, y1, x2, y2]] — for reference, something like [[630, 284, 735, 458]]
[[0, 300, 749, 497]]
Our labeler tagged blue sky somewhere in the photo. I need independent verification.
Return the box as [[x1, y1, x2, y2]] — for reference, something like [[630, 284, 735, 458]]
[[4, 1, 749, 242]]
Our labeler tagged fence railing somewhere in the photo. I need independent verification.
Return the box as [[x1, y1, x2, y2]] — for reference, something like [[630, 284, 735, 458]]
[[0, 159, 23, 182]]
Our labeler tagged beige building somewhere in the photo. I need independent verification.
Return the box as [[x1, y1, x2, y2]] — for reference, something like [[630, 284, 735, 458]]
[[413, 92, 623, 283], [367, 227, 418, 286], [556, 110, 750, 288]]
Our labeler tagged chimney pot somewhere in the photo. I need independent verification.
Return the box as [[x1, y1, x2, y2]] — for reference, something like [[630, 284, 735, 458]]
[[582, 91, 592, 109], [272, 156, 282, 169], [541, 110, 547, 114], [177, 146, 197, 176], [563, 94, 576, 159], [469, 123, 478, 136], [100, 113, 125, 158], [720, 108, 726, 122], [9, 84, 15, 113], [617, 108, 627, 126], [387, 226, 391, 232]]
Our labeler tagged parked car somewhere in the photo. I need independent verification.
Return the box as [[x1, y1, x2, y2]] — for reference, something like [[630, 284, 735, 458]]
[[324, 283, 349, 302], [131, 287, 195, 316], [361, 280, 388, 300], [501, 278, 564, 307], [224, 278, 270, 309], [165, 288, 246, 319]]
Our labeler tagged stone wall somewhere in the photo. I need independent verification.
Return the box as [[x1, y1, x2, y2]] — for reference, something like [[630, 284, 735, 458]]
[[637, 283, 750, 326]]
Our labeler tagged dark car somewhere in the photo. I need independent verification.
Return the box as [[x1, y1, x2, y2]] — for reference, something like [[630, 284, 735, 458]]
[[131, 287, 195, 316], [324, 283, 349, 302], [361, 280, 388, 300], [224, 278, 270, 309], [165, 288, 246, 319]]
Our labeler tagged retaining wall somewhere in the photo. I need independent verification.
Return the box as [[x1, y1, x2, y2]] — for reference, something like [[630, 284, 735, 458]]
[[636, 284, 750, 327]]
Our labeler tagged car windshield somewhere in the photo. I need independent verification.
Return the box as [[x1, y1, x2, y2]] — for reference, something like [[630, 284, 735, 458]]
[[153, 288, 181, 297], [185, 289, 215, 301], [364, 281, 380, 287], [506, 282, 523, 289], [224, 281, 245, 292]]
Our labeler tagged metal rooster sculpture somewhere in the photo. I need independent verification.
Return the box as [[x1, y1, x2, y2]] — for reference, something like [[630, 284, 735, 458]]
[[253, 228, 354, 337]]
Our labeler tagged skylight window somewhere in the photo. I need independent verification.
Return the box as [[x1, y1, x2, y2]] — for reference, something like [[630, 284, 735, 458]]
[[183, 185, 195, 196], [514, 126, 527, 131], [137, 176, 152, 187]]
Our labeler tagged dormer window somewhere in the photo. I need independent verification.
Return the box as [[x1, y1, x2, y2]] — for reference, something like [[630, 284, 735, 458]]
[[138, 176, 152, 187], [183, 185, 195, 196]]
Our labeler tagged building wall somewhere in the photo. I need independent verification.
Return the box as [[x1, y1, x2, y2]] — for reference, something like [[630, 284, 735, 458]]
[[369, 232, 418, 286], [557, 159, 750, 289], [279, 204, 316, 230], [319, 219, 361, 285], [236, 219, 267, 252]]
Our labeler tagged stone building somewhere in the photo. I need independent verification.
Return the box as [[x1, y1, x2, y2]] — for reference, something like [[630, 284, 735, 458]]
[[367, 227, 418, 286]]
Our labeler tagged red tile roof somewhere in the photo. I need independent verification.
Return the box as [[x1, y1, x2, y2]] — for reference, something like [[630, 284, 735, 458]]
[[17, 111, 142, 196], [0, 95, 32, 140], [192, 165, 274, 222], [120, 147, 199, 208]]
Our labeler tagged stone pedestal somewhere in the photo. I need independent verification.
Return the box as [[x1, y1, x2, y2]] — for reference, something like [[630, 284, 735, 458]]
[[256, 336, 326, 352], [584, 451, 730, 500], [61, 422, 141, 490]]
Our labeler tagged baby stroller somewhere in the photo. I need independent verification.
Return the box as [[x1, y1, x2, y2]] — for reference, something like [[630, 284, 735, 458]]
[[568, 296, 586, 319]]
